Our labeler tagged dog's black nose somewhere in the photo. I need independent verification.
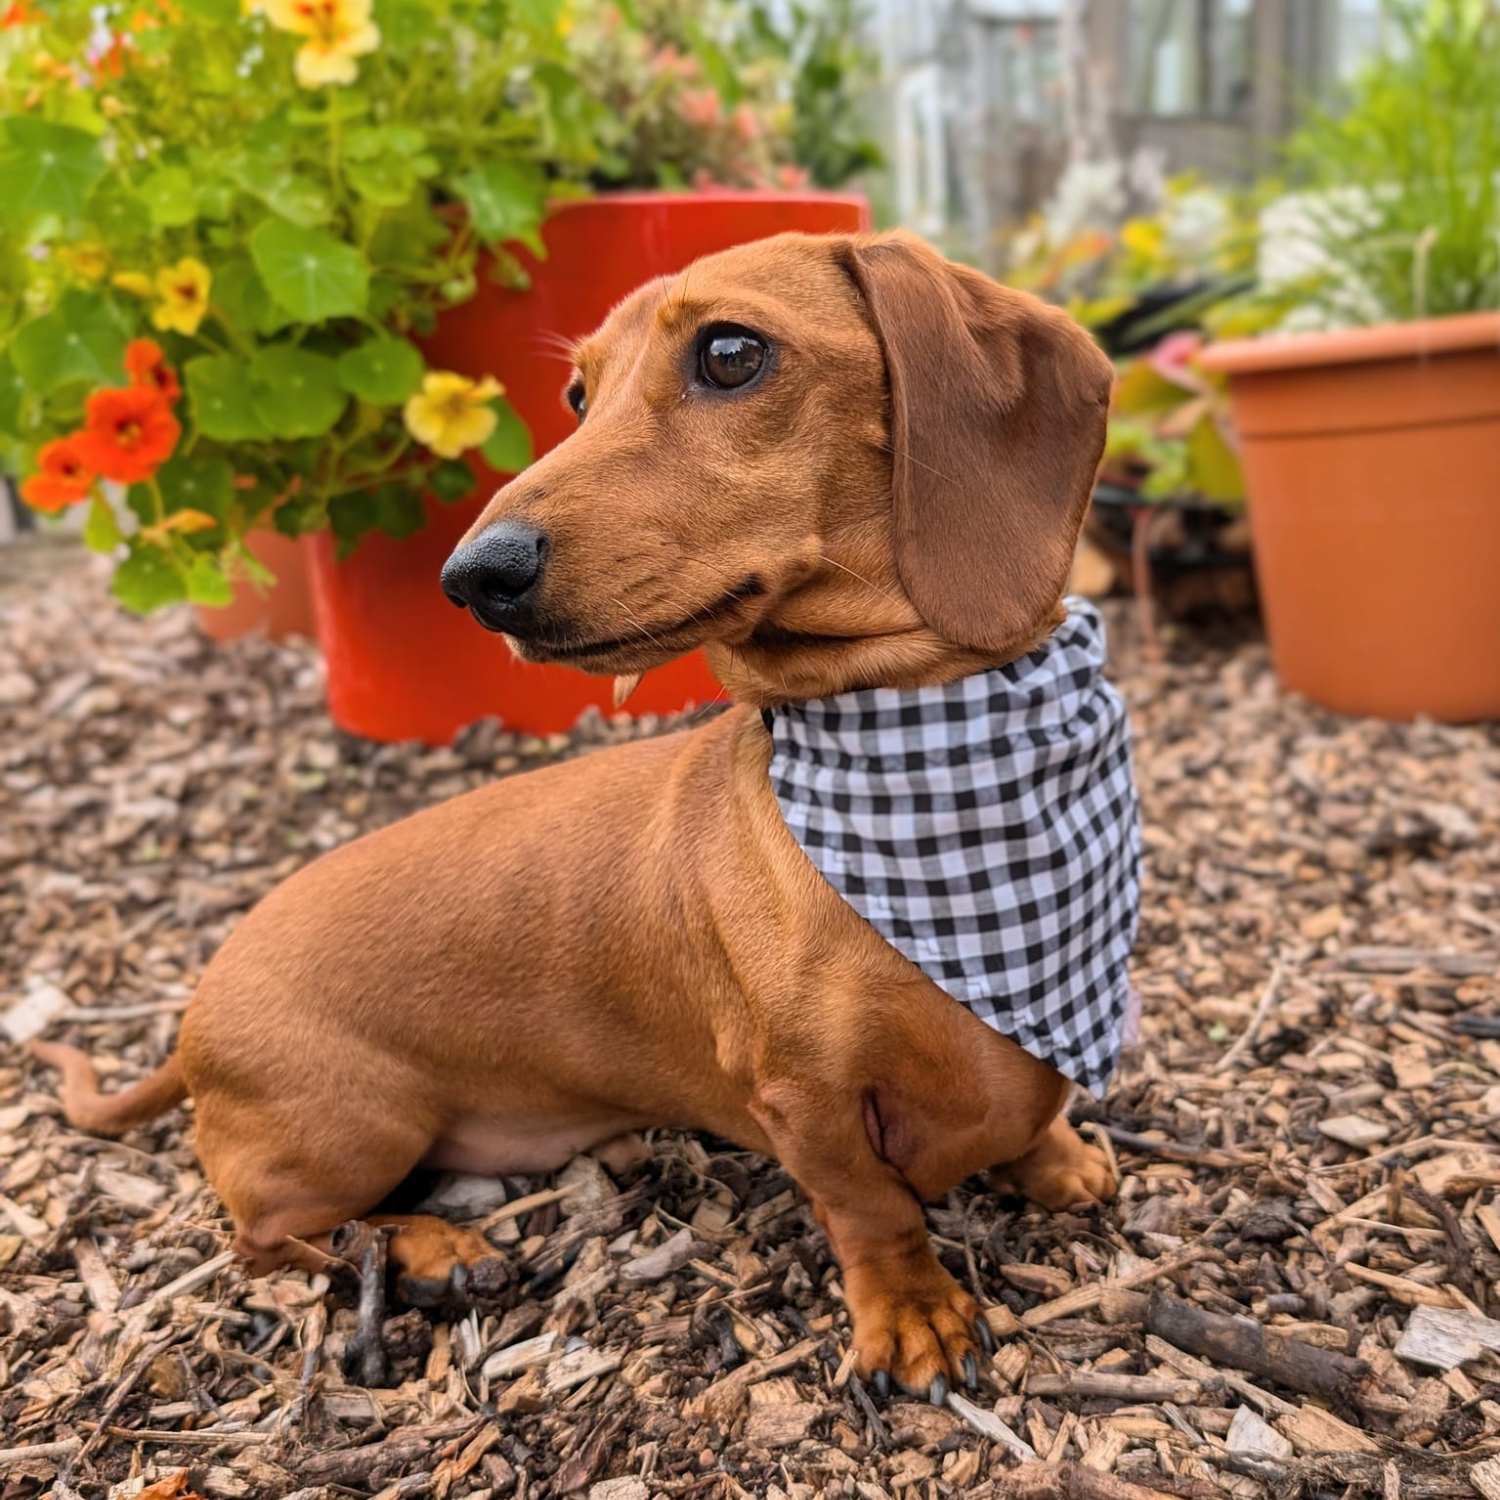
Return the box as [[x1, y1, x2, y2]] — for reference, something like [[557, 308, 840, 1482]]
[[441, 521, 547, 628]]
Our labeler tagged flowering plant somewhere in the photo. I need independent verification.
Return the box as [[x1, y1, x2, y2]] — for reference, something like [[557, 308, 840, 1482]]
[[1100, 331, 1243, 507], [568, 0, 880, 192], [1002, 175, 1274, 510], [0, 0, 870, 612]]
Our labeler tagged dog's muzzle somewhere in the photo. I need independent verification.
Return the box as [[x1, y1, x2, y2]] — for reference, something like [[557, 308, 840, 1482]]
[[441, 521, 547, 633]]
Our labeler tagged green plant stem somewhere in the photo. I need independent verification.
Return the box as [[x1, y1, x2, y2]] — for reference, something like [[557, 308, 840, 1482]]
[[327, 86, 344, 199], [146, 476, 167, 525]]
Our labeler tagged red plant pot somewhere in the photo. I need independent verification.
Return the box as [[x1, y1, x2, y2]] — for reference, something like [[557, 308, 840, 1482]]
[[311, 189, 872, 744]]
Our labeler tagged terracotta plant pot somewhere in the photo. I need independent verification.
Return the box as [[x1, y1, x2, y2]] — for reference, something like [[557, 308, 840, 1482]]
[[312, 189, 872, 744], [195, 528, 317, 644], [1199, 312, 1500, 721]]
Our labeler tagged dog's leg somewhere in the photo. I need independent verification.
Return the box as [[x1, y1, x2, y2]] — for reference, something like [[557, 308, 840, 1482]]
[[990, 1113, 1115, 1210], [201, 1103, 507, 1305], [748, 1078, 980, 1400]]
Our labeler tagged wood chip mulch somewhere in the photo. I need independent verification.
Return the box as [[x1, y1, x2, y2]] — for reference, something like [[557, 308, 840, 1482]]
[[3, 539, 1500, 1500]]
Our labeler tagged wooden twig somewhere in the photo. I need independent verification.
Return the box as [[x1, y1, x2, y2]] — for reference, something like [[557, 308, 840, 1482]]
[[59, 999, 192, 1022], [1098, 1124, 1254, 1168], [1021, 1239, 1222, 1328], [1145, 1289, 1369, 1400], [1214, 960, 1285, 1072], [1026, 1370, 1202, 1402], [0, 1438, 82, 1466], [78, 1331, 182, 1460], [344, 1225, 391, 1388]]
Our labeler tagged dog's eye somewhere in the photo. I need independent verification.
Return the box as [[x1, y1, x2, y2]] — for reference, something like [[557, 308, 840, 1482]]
[[698, 326, 768, 391], [566, 382, 586, 422]]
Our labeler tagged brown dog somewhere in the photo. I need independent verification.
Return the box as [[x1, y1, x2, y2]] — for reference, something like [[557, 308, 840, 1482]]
[[36, 230, 1118, 1399]]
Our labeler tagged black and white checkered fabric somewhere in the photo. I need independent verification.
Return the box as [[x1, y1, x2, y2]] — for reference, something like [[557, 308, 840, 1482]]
[[766, 599, 1141, 1097]]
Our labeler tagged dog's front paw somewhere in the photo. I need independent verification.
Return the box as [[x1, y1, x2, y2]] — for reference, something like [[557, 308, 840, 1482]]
[[844, 1249, 984, 1402], [382, 1217, 514, 1311]]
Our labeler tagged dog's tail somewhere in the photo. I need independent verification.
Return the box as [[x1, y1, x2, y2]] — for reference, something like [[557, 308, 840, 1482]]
[[31, 1041, 187, 1136]]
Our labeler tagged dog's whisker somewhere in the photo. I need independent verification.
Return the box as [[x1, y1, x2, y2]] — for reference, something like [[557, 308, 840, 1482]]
[[530, 329, 581, 360], [818, 554, 901, 607], [876, 439, 957, 486]]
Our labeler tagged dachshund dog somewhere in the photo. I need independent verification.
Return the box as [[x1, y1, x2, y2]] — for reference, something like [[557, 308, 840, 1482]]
[[37, 230, 1124, 1399]]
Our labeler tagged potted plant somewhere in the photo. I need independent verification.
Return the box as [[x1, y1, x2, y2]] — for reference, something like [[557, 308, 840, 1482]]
[[310, 0, 875, 743], [1003, 176, 1264, 627], [1090, 330, 1255, 634], [1198, 0, 1500, 722], [0, 0, 572, 628], [0, 0, 874, 742]]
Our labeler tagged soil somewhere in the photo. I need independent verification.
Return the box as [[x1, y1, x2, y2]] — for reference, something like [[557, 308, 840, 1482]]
[[2, 540, 1499, 1500]]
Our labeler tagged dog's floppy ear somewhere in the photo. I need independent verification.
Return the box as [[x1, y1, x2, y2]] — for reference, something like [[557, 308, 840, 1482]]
[[841, 233, 1113, 656]]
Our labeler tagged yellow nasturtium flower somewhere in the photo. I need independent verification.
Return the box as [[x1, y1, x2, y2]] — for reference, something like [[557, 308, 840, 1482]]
[[61, 243, 109, 282], [151, 257, 212, 336], [403, 373, 503, 460], [111, 270, 154, 298], [264, 0, 380, 89]]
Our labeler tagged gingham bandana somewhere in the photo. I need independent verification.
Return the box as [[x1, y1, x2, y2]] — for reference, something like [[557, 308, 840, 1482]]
[[766, 599, 1141, 1097]]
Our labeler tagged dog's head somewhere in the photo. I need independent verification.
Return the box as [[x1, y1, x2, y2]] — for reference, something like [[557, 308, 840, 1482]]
[[442, 230, 1112, 703]]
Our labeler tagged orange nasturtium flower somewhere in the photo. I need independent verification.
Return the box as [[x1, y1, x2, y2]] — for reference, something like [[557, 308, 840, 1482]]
[[264, 0, 381, 88], [151, 257, 211, 336], [21, 437, 96, 512], [74, 386, 180, 484], [125, 339, 182, 405]]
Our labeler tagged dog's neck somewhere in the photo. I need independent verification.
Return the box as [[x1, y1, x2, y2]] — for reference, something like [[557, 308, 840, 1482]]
[[705, 594, 1066, 708]]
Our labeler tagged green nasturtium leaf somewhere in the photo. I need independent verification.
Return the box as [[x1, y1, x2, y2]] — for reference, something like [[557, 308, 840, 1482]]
[[113, 538, 188, 612], [185, 354, 269, 441], [0, 118, 107, 221], [479, 398, 533, 474], [344, 123, 428, 160], [328, 483, 425, 556], [337, 336, 424, 404], [156, 452, 235, 521], [508, 0, 563, 29], [184, 552, 234, 605], [368, 206, 448, 269], [88, 177, 152, 243], [9, 292, 128, 392], [454, 159, 546, 244], [347, 156, 418, 208], [249, 345, 347, 438], [429, 459, 476, 502], [251, 220, 370, 322], [139, 165, 199, 227], [0, 354, 25, 437], [231, 156, 332, 228], [83, 495, 123, 553], [212, 258, 291, 338]]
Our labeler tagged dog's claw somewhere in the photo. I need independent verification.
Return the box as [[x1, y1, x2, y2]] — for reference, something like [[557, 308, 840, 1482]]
[[975, 1316, 996, 1355], [400, 1275, 452, 1310], [963, 1351, 978, 1390], [929, 1373, 948, 1406], [872, 1370, 890, 1401]]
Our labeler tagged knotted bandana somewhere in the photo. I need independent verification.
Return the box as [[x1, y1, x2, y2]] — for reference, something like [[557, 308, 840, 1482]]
[[766, 600, 1140, 1097]]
